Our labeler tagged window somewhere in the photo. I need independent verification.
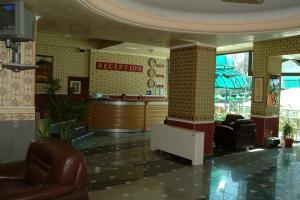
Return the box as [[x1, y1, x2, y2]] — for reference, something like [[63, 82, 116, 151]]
[[214, 52, 252, 120]]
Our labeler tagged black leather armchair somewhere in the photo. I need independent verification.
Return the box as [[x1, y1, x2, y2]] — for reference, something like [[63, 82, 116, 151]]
[[214, 119, 256, 149]]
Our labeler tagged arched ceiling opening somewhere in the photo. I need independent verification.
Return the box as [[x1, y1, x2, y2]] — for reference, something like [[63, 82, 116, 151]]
[[24, 0, 300, 47], [78, 0, 300, 33]]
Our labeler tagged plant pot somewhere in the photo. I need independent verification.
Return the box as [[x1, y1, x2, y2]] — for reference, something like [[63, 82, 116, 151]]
[[284, 138, 294, 148]]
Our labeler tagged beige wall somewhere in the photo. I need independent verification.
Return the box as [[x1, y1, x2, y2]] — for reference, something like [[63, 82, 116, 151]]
[[0, 39, 37, 163], [168, 46, 197, 120], [36, 32, 98, 94], [36, 32, 169, 96], [194, 46, 217, 121], [0, 42, 35, 121], [268, 56, 282, 75], [252, 35, 300, 116], [89, 51, 168, 95]]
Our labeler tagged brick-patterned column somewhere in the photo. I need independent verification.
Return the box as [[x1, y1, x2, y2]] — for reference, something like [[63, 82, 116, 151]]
[[167, 44, 216, 156], [251, 36, 300, 144]]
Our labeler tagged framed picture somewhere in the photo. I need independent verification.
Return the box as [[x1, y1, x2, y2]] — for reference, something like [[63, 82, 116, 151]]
[[70, 81, 81, 94], [267, 75, 281, 107], [36, 55, 53, 83], [253, 77, 264, 102]]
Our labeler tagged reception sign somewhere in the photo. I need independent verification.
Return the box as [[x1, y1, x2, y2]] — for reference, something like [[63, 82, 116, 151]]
[[96, 62, 143, 72]]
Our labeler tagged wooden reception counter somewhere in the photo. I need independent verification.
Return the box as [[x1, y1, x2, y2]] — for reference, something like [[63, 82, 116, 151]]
[[87, 99, 168, 132]]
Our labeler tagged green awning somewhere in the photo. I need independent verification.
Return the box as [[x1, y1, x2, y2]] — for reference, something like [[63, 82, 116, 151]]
[[281, 60, 300, 89], [215, 68, 251, 89], [216, 55, 235, 67], [215, 55, 251, 89], [282, 76, 300, 89]]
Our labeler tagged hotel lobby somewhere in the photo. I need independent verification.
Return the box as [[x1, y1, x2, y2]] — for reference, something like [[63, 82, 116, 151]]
[[1, 0, 300, 199]]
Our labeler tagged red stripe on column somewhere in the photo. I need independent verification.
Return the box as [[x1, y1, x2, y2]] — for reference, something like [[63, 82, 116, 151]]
[[194, 123, 214, 156], [251, 117, 279, 145]]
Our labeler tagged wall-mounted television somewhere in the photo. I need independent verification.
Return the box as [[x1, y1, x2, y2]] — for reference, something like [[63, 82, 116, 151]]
[[0, 1, 35, 42]]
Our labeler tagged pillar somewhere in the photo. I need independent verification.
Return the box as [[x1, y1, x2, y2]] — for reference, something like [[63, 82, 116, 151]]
[[166, 44, 216, 156], [0, 41, 36, 163]]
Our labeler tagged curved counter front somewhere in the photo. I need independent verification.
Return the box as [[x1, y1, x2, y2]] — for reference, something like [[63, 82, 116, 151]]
[[87, 100, 168, 132]]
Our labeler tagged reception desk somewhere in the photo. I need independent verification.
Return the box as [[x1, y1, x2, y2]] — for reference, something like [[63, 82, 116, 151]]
[[87, 99, 168, 132]]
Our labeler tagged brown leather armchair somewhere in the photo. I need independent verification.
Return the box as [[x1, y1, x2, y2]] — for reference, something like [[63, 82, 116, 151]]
[[214, 119, 256, 149], [0, 138, 88, 200]]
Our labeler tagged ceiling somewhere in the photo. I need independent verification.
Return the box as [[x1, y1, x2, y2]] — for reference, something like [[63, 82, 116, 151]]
[[119, 0, 300, 13], [100, 42, 254, 58], [23, 0, 300, 48], [216, 42, 253, 54], [99, 43, 170, 58], [282, 54, 300, 60], [79, 0, 300, 33]]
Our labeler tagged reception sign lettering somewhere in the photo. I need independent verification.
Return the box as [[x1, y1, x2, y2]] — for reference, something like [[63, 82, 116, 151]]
[[96, 62, 143, 72]]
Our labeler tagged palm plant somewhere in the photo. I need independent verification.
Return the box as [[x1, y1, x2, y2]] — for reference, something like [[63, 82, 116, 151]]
[[42, 79, 87, 142], [36, 118, 52, 138], [282, 120, 293, 139], [282, 120, 294, 147]]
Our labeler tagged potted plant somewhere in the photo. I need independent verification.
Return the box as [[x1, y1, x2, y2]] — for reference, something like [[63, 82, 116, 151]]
[[36, 118, 52, 138], [41, 79, 87, 143], [282, 120, 294, 147]]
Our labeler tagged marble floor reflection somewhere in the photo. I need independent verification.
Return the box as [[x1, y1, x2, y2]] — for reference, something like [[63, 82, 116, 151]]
[[76, 132, 300, 200]]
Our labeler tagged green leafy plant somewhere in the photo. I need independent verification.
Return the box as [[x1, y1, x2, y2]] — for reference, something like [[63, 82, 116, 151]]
[[36, 118, 52, 138], [282, 120, 293, 139], [42, 79, 87, 142], [48, 79, 62, 96], [45, 79, 62, 122], [57, 99, 86, 143], [59, 121, 75, 142]]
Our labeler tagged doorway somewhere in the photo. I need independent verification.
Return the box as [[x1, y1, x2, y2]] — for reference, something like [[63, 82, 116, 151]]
[[279, 57, 300, 141]]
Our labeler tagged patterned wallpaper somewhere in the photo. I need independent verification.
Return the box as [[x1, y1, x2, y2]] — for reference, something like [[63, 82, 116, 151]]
[[194, 46, 216, 121], [90, 51, 168, 95], [168, 46, 197, 120], [36, 32, 98, 94], [168, 45, 216, 121], [36, 32, 168, 96], [251, 35, 300, 116], [0, 42, 35, 121], [37, 32, 98, 49]]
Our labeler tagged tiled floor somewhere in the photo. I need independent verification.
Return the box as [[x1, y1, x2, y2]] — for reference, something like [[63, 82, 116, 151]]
[[76, 132, 300, 200]]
